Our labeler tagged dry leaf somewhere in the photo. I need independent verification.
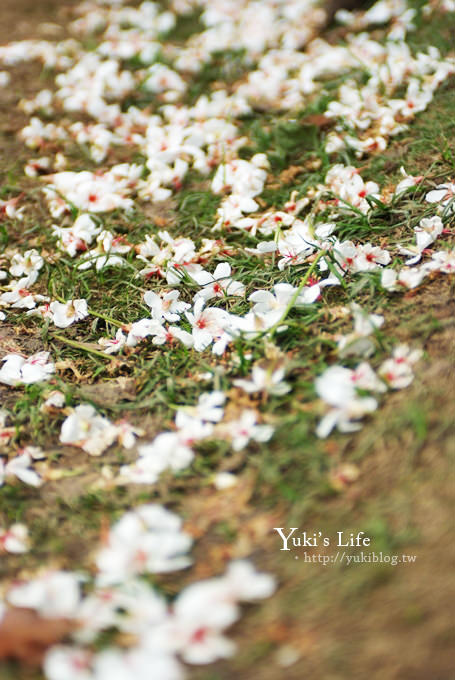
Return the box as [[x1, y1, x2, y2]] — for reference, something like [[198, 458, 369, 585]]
[[0, 607, 76, 665], [55, 360, 84, 381], [77, 377, 136, 406], [300, 114, 332, 128], [279, 165, 305, 185]]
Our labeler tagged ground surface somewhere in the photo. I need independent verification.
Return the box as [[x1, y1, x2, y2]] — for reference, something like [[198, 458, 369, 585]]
[[0, 1, 454, 679]]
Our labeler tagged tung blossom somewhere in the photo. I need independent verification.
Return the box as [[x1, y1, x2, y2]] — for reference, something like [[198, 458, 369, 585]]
[[7, 570, 83, 619], [119, 432, 195, 485], [144, 290, 190, 322], [0, 523, 29, 553], [95, 505, 193, 586], [49, 299, 89, 328], [0, 272, 40, 309], [0, 452, 44, 488], [218, 410, 274, 451], [98, 328, 127, 354], [0, 351, 55, 386], [234, 364, 291, 396], [336, 303, 384, 358], [185, 298, 231, 355], [378, 344, 422, 389], [425, 182, 455, 213], [60, 404, 119, 456], [9, 249, 44, 277], [147, 560, 275, 665], [315, 363, 385, 438], [52, 213, 101, 257], [192, 262, 245, 302]]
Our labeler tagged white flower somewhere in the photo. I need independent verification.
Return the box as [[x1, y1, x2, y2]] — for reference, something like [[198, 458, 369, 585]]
[[75, 580, 167, 641], [381, 268, 399, 291], [315, 364, 383, 437], [185, 298, 231, 355], [193, 262, 245, 301], [425, 183, 455, 212], [0, 452, 44, 487], [396, 266, 428, 289], [143, 63, 186, 99], [353, 243, 391, 272], [98, 328, 126, 354], [222, 560, 276, 601], [430, 249, 455, 274], [234, 364, 290, 396], [144, 290, 190, 322], [174, 411, 214, 443], [44, 646, 93, 680], [52, 213, 101, 257], [95, 505, 192, 586], [249, 283, 297, 318], [213, 472, 238, 490], [178, 391, 226, 424], [276, 230, 315, 270], [0, 272, 39, 309], [115, 420, 144, 449], [351, 362, 387, 393], [398, 215, 443, 264], [146, 559, 274, 666], [378, 345, 422, 389], [126, 318, 162, 346], [415, 216, 444, 246], [0, 351, 55, 386], [150, 324, 194, 348], [45, 170, 134, 214], [337, 303, 384, 358], [7, 571, 83, 618], [93, 647, 184, 680], [150, 580, 238, 665], [211, 158, 267, 198], [60, 404, 119, 456], [220, 410, 274, 451], [9, 249, 44, 277], [41, 390, 65, 411], [0, 523, 29, 553], [50, 299, 89, 328], [394, 167, 423, 196]]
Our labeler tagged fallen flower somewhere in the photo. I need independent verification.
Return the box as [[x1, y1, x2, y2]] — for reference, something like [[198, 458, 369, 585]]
[[378, 344, 422, 389], [218, 410, 274, 451], [59, 404, 119, 456], [315, 364, 384, 438], [234, 363, 290, 396], [0, 523, 29, 554], [425, 182, 455, 213], [49, 299, 89, 328], [7, 571, 83, 619], [0, 452, 44, 488], [0, 351, 55, 386], [95, 504, 193, 586]]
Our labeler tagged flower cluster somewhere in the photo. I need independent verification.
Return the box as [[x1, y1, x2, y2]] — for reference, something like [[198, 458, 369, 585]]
[[0, 0, 453, 677], [315, 344, 422, 438], [0, 504, 275, 680]]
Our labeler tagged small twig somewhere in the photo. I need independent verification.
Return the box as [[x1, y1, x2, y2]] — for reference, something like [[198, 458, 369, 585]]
[[51, 333, 111, 359]]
